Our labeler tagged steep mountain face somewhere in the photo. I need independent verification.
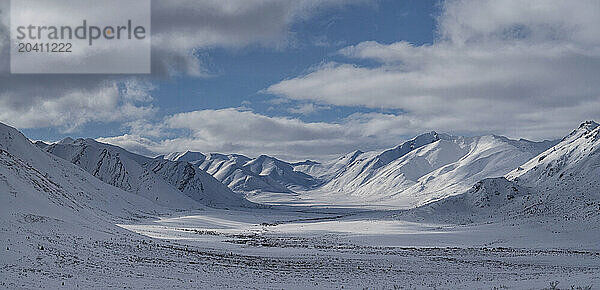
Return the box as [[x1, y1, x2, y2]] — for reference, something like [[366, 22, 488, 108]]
[[42, 139, 251, 208], [168, 152, 320, 194], [0, 122, 176, 225], [164, 151, 207, 164], [164, 131, 556, 208], [506, 121, 600, 189], [294, 132, 451, 185], [145, 158, 250, 206], [293, 150, 366, 182], [318, 132, 557, 208], [0, 123, 214, 290], [406, 121, 600, 224], [33, 140, 50, 150]]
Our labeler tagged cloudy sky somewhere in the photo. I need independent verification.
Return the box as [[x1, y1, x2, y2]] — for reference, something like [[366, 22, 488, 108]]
[[1, 0, 599, 161]]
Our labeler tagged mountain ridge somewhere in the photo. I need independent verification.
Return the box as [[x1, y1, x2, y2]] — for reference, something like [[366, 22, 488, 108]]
[[163, 130, 559, 208], [404, 121, 600, 224], [167, 151, 321, 194], [0, 122, 179, 225], [41, 137, 252, 208], [299, 132, 559, 208]]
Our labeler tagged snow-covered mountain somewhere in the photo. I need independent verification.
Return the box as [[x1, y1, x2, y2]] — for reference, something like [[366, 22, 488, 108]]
[[167, 151, 320, 194], [310, 132, 557, 208], [405, 121, 600, 224], [164, 151, 207, 164], [33, 140, 50, 150], [506, 120, 599, 188], [42, 138, 252, 208], [0, 122, 219, 289], [0, 122, 182, 226], [166, 131, 556, 207], [292, 150, 364, 182]]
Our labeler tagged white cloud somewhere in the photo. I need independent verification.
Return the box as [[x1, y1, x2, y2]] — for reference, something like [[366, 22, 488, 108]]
[[99, 108, 426, 161], [266, 0, 600, 140], [437, 0, 600, 47], [266, 98, 291, 105], [150, 0, 370, 75], [0, 0, 369, 131], [0, 79, 155, 132], [288, 103, 330, 115], [96, 134, 158, 157]]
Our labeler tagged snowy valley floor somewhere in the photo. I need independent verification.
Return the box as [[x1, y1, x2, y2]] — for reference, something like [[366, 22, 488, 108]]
[[2, 191, 600, 289]]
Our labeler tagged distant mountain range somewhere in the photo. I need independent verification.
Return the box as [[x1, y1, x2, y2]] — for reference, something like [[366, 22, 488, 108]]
[[165, 151, 321, 194], [40, 137, 252, 208], [2, 120, 598, 225], [166, 131, 558, 209], [295, 132, 558, 208]]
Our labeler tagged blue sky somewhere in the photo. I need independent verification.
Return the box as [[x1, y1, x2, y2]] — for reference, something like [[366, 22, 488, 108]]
[[22, 0, 438, 141], [2, 0, 599, 161]]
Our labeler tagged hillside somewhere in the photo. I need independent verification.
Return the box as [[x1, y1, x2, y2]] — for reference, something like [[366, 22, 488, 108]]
[[404, 121, 600, 224], [42, 138, 251, 208], [312, 132, 556, 208], [0, 122, 179, 225], [168, 152, 320, 194]]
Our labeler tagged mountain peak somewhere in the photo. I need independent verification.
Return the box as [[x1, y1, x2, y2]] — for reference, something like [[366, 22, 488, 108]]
[[172, 151, 206, 163], [507, 120, 600, 185], [415, 131, 438, 141], [0, 122, 36, 154], [564, 120, 599, 142], [414, 131, 442, 143], [206, 153, 229, 160], [0, 122, 21, 136], [373, 131, 442, 167], [579, 120, 599, 131], [293, 160, 320, 166], [58, 137, 75, 144]]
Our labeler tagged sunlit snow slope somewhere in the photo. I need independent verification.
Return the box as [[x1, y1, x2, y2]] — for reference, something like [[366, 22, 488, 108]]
[[305, 132, 556, 208], [407, 121, 600, 224]]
